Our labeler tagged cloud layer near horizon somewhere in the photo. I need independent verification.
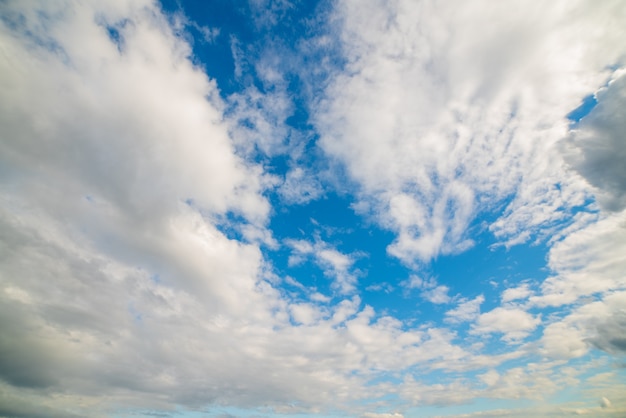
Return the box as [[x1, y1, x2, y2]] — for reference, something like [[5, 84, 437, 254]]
[[1, 1, 626, 417]]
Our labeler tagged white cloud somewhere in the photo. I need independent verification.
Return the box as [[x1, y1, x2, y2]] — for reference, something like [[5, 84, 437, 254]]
[[473, 307, 541, 342], [446, 295, 485, 323], [0, 0, 364, 413], [1, 1, 270, 226], [290, 302, 326, 325], [532, 212, 626, 307], [362, 413, 404, 418], [478, 369, 500, 387], [366, 282, 394, 293], [402, 275, 426, 290], [0, 195, 481, 415], [314, 0, 626, 264], [279, 167, 324, 205], [501, 284, 533, 303], [539, 322, 589, 360], [228, 82, 293, 158], [422, 285, 452, 304], [539, 290, 626, 360], [402, 275, 451, 304], [248, 0, 294, 30], [2, 0, 626, 416], [310, 291, 331, 303]]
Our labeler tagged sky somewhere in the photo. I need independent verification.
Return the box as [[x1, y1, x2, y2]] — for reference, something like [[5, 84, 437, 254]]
[[0, 0, 625, 417]]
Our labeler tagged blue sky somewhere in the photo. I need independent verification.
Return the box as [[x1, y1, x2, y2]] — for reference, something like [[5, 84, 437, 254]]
[[1, 1, 626, 417]]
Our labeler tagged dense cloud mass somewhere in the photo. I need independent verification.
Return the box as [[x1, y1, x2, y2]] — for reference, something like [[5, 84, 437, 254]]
[[563, 72, 626, 211], [590, 311, 626, 354], [1, 0, 626, 417]]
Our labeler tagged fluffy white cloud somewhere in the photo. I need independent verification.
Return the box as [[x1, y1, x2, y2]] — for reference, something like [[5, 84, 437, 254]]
[[0, 0, 374, 414], [402, 275, 451, 304], [446, 295, 485, 323], [533, 212, 626, 307], [472, 307, 541, 342], [501, 284, 533, 303], [314, 0, 626, 264], [0, 1, 269, 226], [540, 290, 626, 360], [539, 322, 589, 360], [0, 195, 481, 415]]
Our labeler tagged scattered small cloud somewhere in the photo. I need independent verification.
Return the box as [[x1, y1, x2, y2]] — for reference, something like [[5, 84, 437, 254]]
[[446, 295, 485, 323], [402, 275, 451, 304], [285, 237, 361, 294], [501, 284, 533, 303]]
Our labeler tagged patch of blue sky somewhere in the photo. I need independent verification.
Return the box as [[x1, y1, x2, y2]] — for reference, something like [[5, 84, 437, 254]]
[[431, 239, 547, 305], [159, 0, 254, 95], [215, 211, 253, 243], [158, 0, 341, 184], [100, 18, 131, 52], [267, 192, 414, 314], [567, 94, 598, 123], [431, 210, 550, 302], [159, 0, 333, 98], [565, 68, 625, 128], [267, 185, 561, 333]]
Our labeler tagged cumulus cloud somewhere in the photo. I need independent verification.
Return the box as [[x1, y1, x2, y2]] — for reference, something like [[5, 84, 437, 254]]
[[397, 361, 577, 408], [501, 284, 533, 303], [473, 307, 541, 342], [0, 196, 477, 415], [446, 295, 484, 323], [539, 291, 626, 361], [0, 1, 269, 226], [0, 0, 385, 413], [402, 275, 451, 304], [533, 213, 626, 307], [539, 322, 589, 360]]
